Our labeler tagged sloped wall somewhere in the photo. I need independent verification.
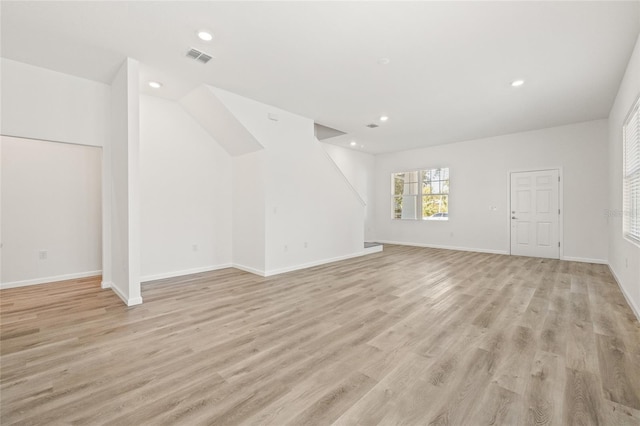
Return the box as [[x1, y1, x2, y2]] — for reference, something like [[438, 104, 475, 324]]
[[210, 87, 366, 275], [322, 143, 376, 241]]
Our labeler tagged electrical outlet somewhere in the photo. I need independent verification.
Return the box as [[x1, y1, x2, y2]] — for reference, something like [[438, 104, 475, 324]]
[[284, 245, 288, 252], [304, 242, 308, 249], [192, 244, 198, 252], [38, 250, 48, 260]]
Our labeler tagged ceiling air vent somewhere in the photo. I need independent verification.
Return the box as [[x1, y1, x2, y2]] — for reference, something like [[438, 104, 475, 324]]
[[186, 48, 213, 64], [366, 123, 379, 128]]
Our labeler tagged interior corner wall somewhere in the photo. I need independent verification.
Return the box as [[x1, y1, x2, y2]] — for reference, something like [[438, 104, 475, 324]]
[[374, 119, 609, 262], [106, 58, 141, 306], [322, 143, 376, 241], [139, 95, 233, 281], [232, 151, 266, 274], [0, 58, 110, 147], [0, 136, 102, 288], [608, 33, 640, 319], [212, 87, 365, 275]]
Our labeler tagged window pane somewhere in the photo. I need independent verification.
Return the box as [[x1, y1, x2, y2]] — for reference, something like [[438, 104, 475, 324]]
[[394, 176, 404, 195], [403, 171, 419, 195], [623, 97, 640, 244], [392, 168, 450, 220], [422, 195, 448, 219], [402, 195, 419, 219], [392, 196, 403, 219]]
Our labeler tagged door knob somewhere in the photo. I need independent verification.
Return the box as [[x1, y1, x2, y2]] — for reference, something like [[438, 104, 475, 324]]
[[512, 216, 517, 219]]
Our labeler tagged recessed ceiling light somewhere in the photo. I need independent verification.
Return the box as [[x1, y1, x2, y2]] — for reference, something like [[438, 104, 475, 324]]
[[380, 116, 389, 122], [197, 30, 213, 41], [350, 141, 357, 146], [378, 57, 390, 65], [148, 81, 162, 89], [511, 79, 525, 87]]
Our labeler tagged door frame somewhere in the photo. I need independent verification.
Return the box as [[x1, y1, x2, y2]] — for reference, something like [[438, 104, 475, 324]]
[[507, 167, 564, 259]]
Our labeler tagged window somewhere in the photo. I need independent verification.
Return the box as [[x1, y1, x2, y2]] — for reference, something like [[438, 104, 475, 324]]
[[392, 168, 449, 220], [623, 96, 640, 245]]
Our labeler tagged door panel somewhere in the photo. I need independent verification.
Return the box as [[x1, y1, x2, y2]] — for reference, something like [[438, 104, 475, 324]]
[[537, 222, 552, 246], [510, 170, 560, 259]]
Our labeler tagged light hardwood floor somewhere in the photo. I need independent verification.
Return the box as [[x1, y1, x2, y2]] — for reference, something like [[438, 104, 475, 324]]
[[1, 245, 639, 425]]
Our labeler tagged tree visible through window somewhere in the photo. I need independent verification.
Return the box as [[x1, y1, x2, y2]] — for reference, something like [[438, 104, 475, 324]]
[[623, 96, 640, 245], [392, 168, 449, 220]]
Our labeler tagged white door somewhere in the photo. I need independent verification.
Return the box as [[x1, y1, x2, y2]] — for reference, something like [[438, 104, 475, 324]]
[[510, 169, 560, 259]]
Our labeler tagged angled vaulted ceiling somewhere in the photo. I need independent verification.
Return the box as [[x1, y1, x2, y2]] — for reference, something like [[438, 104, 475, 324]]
[[180, 85, 263, 157]]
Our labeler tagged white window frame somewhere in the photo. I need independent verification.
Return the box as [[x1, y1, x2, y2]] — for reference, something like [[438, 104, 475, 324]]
[[623, 94, 640, 246], [391, 167, 449, 221]]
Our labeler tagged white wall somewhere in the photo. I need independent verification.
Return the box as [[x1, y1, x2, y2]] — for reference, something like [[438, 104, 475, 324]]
[[608, 33, 640, 319], [1, 136, 102, 287], [104, 58, 141, 306], [212, 87, 365, 275], [375, 119, 609, 262], [139, 95, 233, 280], [0, 58, 110, 147], [232, 151, 266, 274], [322, 143, 376, 241]]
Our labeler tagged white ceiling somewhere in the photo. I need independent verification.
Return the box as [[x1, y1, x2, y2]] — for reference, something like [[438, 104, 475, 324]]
[[2, 1, 639, 153]]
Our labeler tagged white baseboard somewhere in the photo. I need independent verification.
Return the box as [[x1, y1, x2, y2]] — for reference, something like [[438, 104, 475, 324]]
[[232, 263, 267, 277], [0, 270, 102, 290], [141, 264, 233, 283], [375, 240, 508, 255], [232, 251, 372, 278], [108, 281, 142, 307], [608, 264, 640, 322], [127, 296, 143, 306], [562, 256, 608, 264], [363, 245, 384, 254], [263, 251, 368, 277], [101, 280, 112, 289]]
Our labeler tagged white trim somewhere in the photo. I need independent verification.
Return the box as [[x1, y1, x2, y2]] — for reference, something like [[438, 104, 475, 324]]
[[109, 281, 142, 307], [233, 263, 267, 277], [363, 245, 384, 254], [561, 256, 608, 264], [141, 264, 233, 283], [101, 280, 112, 289], [263, 251, 369, 277], [375, 240, 508, 255], [0, 270, 102, 289], [608, 264, 640, 322], [127, 296, 143, 306], [0, 133, 103, 149]]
